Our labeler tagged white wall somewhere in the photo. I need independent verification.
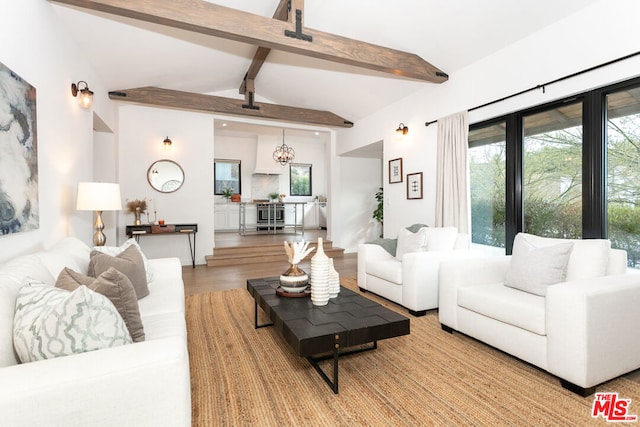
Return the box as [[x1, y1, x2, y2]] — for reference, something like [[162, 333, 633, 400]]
[[0, 1, 116, 263], [117, 105, 214, 266], [335, 0, 640, 240]]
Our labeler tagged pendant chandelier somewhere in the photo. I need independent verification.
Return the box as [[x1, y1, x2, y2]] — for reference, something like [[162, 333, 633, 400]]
[[273, 128, 295, 165]]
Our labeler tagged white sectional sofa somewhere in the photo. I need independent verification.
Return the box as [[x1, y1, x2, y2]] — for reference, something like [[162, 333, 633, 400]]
[[0, 237, 191, 426], [358, 226, 477, 316], [439, 233, 640, 396]]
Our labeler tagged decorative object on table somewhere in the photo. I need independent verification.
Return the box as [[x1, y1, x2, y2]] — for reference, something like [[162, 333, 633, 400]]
[[268, 192, 279, 201], [221, 188, 233, 202], [126, 198, 147, 225], [389, 158, 403, 184], [0, 60, 39, 236], [280, 241, 315, 294], [406, 172, 423, 200], [329, 258, 340, 298], [230, 193, 241, 202], [278, 194, 286, 202], [76, 182, 122, 246], [310, 237, 330, 306]]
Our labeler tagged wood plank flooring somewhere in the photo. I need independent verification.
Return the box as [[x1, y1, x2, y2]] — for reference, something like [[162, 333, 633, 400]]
[[183, 229, 356, 295]]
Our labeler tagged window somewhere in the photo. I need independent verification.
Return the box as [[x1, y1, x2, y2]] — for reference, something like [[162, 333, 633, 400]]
[[214, 159, 241, 195], [469, 121, 506, 248], [290, 163, 312, 196], [607, 86, 640, 268], [468, 76, 640, 258], [522, 102, 583, 239]]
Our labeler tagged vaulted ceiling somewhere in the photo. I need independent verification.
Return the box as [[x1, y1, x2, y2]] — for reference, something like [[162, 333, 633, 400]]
[[50, 0, 601, 126]]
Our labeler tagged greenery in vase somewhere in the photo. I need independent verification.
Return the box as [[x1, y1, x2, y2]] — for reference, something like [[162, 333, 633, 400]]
[[268, 192, 279, 201], [126, 199, 147, 214], [221, 188, 233, 200]]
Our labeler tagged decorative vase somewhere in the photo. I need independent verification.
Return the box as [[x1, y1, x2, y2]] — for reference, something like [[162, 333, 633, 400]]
[[279, 264, 309, 293], [134, 207, 142, 225], [329, 258, 340, 298], [310, 237, 330, 306]]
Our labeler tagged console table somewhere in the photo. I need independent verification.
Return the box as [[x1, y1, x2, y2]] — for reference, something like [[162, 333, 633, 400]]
[[126, 223, 197, 268]]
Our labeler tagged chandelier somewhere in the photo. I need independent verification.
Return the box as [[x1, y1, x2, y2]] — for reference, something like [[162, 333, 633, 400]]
[[273, 128, 295, 165]]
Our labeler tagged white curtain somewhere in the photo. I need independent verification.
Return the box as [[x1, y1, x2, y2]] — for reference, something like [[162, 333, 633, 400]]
[[435, 111, 470, 234]]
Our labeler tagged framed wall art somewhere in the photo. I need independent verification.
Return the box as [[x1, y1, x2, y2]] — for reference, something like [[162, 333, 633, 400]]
[[406, 172, 423, 200], [388, 158, 403, 184], [0, 61, 38, 235]]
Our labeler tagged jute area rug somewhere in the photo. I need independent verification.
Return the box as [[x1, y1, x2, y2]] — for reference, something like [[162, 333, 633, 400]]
[[186, 278, 640, 426]]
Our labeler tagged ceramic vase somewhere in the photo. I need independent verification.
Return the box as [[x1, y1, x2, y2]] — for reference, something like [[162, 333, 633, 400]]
[[279, 264, 309, 293], [329, 258, 340, 298], [310, 237, 330, 306]]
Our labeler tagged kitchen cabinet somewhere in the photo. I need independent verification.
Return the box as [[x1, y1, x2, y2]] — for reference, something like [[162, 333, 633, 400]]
[[304, 202, 319, 229], [214, 203, 240, 230]]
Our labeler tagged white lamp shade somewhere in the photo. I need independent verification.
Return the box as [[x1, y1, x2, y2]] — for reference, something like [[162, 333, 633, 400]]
[[76, 182, 122, 211]]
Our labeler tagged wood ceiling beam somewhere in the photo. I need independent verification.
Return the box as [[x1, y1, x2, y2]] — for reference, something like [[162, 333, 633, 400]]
[[239, 0, 290, 95], [49, 0, 448, 83], [108, 87, 354, 128]]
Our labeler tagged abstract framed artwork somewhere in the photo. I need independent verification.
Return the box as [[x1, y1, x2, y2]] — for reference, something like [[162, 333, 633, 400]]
[[406, 172, 423, 200], [388, 158, 403, 184], [0, 61, 39, 235]]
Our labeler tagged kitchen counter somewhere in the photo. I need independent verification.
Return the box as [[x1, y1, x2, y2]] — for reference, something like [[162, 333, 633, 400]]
[[238, 202, 307, 235]]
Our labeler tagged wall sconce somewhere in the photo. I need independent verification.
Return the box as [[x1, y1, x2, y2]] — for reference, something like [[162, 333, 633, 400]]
[[396, 123, 409, 136], [163, 136, 172, 151], [71, 80, 94, 109]]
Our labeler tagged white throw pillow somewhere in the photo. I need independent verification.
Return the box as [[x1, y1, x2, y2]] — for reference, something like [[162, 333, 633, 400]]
[[423, 227, 459, 251], [395, 227, 428, 260], [93, 238, 153, 283], [13, 280, 132, 363], [505, 233, 574, 296], [515, 233, 610, 281]]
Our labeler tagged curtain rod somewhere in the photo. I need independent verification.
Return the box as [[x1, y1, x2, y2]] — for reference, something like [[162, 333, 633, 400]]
[[424, 50, 640, 127]]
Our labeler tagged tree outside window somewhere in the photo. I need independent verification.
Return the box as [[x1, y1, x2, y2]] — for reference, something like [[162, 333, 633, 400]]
[[290, 163, 312, 196]]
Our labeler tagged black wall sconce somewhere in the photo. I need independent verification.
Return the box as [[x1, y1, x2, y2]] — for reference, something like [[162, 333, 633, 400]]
[[396, 123, 409, 135], [163, 136, 172, 151], [71, 80, 94, 109]]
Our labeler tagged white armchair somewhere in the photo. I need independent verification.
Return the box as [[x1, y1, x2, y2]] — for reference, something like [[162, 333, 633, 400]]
[[357, 226, 476, 316], [438, 232, 640, 396]]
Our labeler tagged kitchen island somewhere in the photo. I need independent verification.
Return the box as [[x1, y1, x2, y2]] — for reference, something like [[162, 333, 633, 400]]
[[238, 202, 307, 235]]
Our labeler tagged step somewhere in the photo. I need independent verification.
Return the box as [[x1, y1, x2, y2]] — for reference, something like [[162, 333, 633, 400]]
[[206, 242, 344, 267], [212, 240, 336, 256]]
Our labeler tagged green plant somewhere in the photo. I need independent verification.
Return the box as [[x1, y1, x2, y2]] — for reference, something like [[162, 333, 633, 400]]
[[373, 187, 383, 224], [268, 192, 279, 200], [221, 188, 233, 200]]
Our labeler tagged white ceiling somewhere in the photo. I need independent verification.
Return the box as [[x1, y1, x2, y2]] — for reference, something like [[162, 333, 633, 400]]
[[51, 0, 601, 152]]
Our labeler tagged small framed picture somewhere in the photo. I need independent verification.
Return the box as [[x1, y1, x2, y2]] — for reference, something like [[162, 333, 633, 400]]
[[389, 158, 403, 184], [406, 172, 423, 200]]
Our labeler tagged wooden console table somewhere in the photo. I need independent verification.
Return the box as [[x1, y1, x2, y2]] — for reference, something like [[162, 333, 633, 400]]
[[125, 223, 197, 268]]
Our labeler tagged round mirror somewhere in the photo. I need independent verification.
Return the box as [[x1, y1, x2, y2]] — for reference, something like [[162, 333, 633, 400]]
[[147, 159, 184, 193]]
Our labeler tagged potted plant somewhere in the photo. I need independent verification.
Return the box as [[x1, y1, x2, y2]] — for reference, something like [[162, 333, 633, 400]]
[[268, 192, 279, 202], [221, 188, 233, 202], [373, 187, 383, 236]]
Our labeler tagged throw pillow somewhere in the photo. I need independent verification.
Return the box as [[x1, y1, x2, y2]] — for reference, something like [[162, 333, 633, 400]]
[[89, 245, 150, 299], [92, 238, 154, 283], [395, 227, 428, 260], [505, 233, 574, 296], [423, 227, 459, 251], [56, 267, 145, 342], [13, 280, 132, 363]]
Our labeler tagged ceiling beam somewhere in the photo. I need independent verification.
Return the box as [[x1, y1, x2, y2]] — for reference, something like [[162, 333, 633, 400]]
[[49, 0, 448, 83], [108, 87, 354, 128], [239, 0, 290, 95]]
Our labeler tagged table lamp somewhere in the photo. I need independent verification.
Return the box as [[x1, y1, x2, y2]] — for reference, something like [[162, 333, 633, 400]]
[[76, 182, 122, 246]]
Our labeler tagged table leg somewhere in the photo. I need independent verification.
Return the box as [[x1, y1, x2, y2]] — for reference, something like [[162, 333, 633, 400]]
[[186, 232, 195, 268], [254, 300, 273, 329]]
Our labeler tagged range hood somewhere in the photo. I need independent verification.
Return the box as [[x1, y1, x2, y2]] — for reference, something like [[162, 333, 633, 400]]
[[252, 135, 289, 175]]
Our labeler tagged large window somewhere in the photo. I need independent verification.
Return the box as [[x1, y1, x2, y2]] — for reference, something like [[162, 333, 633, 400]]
[[469, 121, 506, 247], [290, 163, 312, 196], [468, 76, 640, 264], [523, 102, 583, 238], [607, 86, 640, 268], [214, 159, 241, 195]]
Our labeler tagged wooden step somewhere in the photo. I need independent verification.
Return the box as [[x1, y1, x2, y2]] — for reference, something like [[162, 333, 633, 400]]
[[206, 240, 344, 267]]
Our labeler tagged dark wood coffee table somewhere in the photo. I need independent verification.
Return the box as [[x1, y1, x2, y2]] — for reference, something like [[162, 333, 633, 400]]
[[246, 277, 410, 393]]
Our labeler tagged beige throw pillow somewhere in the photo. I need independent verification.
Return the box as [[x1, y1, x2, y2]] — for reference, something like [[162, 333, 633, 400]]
[[89, 245, 149, 299], [56, 267, 145, 342], [505, 233, 574, 296]]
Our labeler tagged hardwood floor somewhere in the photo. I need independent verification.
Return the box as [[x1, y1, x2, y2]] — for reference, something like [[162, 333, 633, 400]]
[[182, 229, 356, 295]]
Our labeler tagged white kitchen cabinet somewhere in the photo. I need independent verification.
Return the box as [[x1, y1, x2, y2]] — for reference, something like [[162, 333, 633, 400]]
[[214, 203, 240, 230], [304, 202, 319, 229]]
